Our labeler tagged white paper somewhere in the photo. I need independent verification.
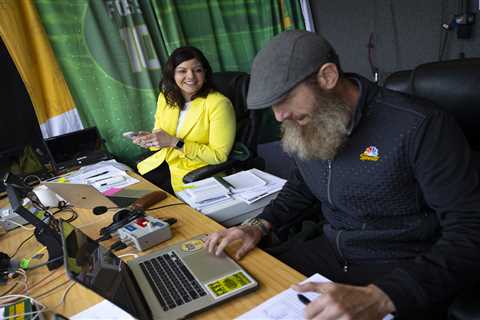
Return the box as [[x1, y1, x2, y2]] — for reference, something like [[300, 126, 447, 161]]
[[46, 164, 139, 193], [184, 178, 229, 203], [70, 299, 135, 320], [236, 273, 393, 320], [223, 170, 267, 193], [233, 169, 286, 204]]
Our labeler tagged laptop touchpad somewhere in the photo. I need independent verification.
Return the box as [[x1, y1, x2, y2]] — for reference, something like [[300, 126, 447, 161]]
[[182, 251, 239, 282]]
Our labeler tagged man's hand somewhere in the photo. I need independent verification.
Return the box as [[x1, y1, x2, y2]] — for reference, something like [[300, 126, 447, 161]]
[[132, 130, 177, 149], [293, 282, 395, 320], [205, 225, 263, 260]]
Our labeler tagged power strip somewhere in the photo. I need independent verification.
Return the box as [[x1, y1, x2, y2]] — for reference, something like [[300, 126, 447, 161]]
[[117, 216, 172, 251]]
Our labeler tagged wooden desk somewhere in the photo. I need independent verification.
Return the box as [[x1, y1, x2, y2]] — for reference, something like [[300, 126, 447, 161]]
[[0, 174, 305, 319]]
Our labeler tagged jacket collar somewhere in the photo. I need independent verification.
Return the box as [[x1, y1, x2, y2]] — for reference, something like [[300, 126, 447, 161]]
[[175, 96, 205, 139], [344, 73, 378, 136]]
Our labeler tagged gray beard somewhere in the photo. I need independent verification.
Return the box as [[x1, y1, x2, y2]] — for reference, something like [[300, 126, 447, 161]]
[[281, 93, 351, 161]]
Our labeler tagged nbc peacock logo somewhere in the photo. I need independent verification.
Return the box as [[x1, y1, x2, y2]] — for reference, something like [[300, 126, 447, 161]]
[[360, 146, 380, 161]]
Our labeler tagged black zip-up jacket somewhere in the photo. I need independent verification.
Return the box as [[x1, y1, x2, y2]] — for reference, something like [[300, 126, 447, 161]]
[[258, 74, 480, 317]]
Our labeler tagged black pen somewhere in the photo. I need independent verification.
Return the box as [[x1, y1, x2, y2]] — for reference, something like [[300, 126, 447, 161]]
[[213, 176, 234, 190], [297, 293, 311, 305], [86, 171, 109, 179]]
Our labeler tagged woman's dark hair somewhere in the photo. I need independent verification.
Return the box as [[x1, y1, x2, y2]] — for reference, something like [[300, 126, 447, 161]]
[[160, 46, 214, 109]]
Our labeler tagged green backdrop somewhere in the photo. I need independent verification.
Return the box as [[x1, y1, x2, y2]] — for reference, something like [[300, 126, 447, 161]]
[[34, 0, 304, 164]]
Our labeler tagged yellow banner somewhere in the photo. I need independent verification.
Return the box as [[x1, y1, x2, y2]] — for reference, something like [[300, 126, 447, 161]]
[[0, 0, 76, 124]]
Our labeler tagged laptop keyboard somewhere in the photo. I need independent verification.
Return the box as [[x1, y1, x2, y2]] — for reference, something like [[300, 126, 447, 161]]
[[139, 251, 207, 311]]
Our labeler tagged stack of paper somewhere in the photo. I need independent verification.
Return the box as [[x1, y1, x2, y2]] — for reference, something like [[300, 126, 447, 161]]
[[178, 169, 286, 211], [183, 178, 230, 203], [223, 171, 267, 193], [179, 178, 232, 210], [232, 169, 286, 204], [45, 160, 139, 193]]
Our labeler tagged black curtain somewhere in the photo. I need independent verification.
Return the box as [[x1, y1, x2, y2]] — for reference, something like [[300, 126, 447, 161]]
[[0, 37, 49, 185]]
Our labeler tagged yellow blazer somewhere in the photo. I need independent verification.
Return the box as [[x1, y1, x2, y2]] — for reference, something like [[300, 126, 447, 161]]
[[137, 91, 236, 192]]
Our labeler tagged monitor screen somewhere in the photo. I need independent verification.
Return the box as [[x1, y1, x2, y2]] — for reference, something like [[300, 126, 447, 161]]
[[44, 127, 110, 171], [61, 221, 151, 320]]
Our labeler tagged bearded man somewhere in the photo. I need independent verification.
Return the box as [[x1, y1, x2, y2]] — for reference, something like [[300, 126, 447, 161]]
[[206, 31, 480, 320]]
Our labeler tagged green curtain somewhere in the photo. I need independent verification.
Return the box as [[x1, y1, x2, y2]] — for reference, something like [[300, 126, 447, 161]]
[[151, 0, 304, 72], [34, 0, 304, 164]]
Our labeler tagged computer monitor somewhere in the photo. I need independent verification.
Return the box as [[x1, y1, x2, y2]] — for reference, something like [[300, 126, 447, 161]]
[[44, 127, 111, 172]]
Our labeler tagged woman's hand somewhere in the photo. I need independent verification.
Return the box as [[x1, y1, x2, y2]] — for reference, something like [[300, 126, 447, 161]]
[[132, 130, 178, 149]]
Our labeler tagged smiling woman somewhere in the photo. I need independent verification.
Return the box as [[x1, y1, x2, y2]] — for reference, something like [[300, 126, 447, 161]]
[[134, 47, 236, 193]]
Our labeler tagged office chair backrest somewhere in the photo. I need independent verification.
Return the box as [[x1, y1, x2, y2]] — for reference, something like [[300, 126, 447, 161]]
[[181, 71, 263, 183], [384, 58, 480, 151], [385, 59, 480, 320], [212, 71, 259, 156]]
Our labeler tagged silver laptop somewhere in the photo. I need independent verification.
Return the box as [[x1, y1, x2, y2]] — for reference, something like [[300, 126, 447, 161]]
[[43, 182, 116, 209], [60, 221, 258, 320], [43, 183, 152, 209]]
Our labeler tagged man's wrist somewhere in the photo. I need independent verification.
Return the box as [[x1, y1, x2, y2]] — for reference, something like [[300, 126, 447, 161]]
[[241, 218, 271, 237], [367, 284, 396, 315]]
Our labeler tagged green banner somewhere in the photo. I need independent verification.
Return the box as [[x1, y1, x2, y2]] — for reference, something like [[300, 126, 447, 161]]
[[35, 0, 167, 164], [35, 0, 304, 164]]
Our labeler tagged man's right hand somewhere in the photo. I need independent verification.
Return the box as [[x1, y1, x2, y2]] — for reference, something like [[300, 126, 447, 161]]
[[205, 225, 263, 260]]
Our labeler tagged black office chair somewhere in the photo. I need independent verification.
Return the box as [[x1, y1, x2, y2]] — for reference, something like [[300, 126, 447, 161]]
[[384, 58, 480, 320], [181, 71, 264, 183]]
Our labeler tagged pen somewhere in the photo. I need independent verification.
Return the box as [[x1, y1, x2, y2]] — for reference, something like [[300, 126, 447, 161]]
[[213, 176, 234, 190], [297, 293, 311, 305], [89, 175, 114, 183], [98, 176, 125, 186], [86, 171, 109, 179]]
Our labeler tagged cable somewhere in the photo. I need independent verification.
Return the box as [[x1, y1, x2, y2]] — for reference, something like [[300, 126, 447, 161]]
[[54, 206, 79, 223], [118, 253, 139, 259], [0, 219, 35, 231], [146, 202, 187, 211], [49, 281, 76, 309], [27, 256, 63, 271], [0, 294, 47, 319], [0, 283, 18, 296], [389, 0, 401, 69], [438, 0, 449, 60], [24, 269, 64, 294], [33, 279, 70, 301], [23, 175, 42, 187], [10, 233, 35, 258]]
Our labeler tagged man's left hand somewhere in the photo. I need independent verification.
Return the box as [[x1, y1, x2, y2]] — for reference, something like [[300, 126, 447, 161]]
[[292, 282, 395, 320]]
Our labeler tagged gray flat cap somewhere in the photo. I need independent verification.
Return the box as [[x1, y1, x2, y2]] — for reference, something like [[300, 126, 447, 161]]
[[247, 30, 336, 109]]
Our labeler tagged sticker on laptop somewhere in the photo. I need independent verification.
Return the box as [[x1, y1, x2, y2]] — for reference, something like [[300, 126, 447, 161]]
[[180, 239, 205, 252], [206, 271, 253, 299]]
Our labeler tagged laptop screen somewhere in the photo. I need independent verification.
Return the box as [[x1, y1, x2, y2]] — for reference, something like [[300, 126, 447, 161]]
[[45, 127, 109, 171], [61, 221, 151, 320]]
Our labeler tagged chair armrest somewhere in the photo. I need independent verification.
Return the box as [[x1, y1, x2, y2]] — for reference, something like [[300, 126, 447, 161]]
[[182, 159, 238, 183]]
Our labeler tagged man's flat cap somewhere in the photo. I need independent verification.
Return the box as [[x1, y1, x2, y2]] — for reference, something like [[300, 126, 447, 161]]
[[247, 30, 336, 109]]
